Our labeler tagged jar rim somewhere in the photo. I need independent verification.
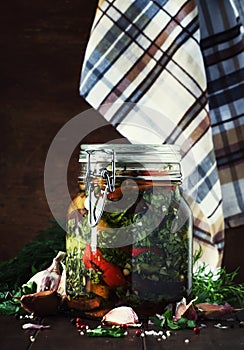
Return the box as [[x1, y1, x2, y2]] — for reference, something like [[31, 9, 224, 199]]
[[79, 144, 181, 163]]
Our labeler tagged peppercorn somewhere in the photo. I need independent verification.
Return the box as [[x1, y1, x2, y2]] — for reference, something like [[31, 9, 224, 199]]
[[193, 327, 201, 334], [120, 324, 128, 330], [135, 329, 142, 337]]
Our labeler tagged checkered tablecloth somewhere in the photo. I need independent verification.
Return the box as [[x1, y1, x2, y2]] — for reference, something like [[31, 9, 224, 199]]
[[79, 0, 244, 267]]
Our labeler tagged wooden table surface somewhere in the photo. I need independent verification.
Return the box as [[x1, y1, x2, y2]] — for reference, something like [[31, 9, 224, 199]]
[[1, 314, 244, 350]]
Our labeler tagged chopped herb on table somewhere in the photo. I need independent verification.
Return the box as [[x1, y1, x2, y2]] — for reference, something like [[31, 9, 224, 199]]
[[86, 326, 126, 337], [150, 308, 196, 330]]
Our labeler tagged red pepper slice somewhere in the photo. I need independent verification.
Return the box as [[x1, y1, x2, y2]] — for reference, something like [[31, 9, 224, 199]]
[[132, 247, 162, 257], [83, 244, 126, 288]]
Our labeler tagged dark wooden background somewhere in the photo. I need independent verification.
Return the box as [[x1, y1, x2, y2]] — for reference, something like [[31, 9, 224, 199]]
[[1, 0, 102, 260], [0, 0, 243, 282]]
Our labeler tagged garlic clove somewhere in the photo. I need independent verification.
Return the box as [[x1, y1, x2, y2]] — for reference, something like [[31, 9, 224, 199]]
[[174, 297, 198, 321], [102, 306, 140, 326]]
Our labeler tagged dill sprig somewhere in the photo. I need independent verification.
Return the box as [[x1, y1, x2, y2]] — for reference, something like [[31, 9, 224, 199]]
[[192, 249, 244, 307], [0, 220, 65, 292]]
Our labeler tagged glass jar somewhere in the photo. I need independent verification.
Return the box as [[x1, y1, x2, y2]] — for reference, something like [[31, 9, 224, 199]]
[[66, 144, 193, 317]]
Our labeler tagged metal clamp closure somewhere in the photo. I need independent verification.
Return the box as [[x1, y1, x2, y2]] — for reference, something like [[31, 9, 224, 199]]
[[85, 149, 116, 227]]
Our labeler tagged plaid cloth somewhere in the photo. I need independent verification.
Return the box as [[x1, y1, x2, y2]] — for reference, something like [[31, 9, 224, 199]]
[[197, 0, 244, 228], [79, 0, 243, 267]]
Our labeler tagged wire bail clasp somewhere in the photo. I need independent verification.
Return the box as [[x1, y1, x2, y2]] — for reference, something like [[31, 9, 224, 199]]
[[86, 149, 116, 227]]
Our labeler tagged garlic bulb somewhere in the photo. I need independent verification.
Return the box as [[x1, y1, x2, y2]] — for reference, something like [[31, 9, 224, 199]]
[[27, 251, 66, 292]]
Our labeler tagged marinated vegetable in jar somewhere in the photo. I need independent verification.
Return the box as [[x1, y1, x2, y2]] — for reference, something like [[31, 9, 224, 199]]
[[66, 145, 193, 316]]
